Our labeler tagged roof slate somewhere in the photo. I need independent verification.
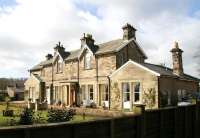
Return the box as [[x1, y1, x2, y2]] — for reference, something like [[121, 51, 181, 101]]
[[30, 38, 137, 70], [142, 63, 199, 81]]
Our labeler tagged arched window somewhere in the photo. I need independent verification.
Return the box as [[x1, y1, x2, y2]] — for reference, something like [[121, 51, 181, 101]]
[[84, 51, 91, 69]]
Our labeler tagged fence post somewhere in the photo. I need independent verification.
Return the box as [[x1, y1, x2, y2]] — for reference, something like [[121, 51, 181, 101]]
[[184, 106, 189, 138], [24, 129, 30, 138], [134, 104, 146, 138], [174, 107, 178, 138], [195, 102, 200, 138], [110, 119, 115, 138], [159, 109, 164, 138]]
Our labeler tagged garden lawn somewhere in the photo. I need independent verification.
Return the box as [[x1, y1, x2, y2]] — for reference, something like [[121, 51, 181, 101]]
[[0, 104, 98, 127]]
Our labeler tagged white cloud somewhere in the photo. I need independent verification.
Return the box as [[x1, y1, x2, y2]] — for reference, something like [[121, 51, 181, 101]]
[[0, 0, 199, 78]]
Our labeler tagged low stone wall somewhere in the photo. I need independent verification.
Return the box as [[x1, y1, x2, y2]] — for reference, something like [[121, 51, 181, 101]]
[[73, 107, 138, 117], [0, 101, 27, 108], [48, 105, 136, 117]]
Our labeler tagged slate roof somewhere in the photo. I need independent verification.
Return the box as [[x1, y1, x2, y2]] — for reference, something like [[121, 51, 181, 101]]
[[30, 59, 53, 71], [142, 63, 199, 81], [30, 38, 142, 70]]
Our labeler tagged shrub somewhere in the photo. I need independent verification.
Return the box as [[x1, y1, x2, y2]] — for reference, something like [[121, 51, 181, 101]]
[[3, 96, 14, 117], [47, 108, 76, 123], [90, 102, 97, 108], [33, 112, 46, 124], [19, 108, 34, 125]]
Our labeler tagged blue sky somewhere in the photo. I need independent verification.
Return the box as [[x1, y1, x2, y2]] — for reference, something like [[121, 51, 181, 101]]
[[0, 0, 17, 8], [0, 0, 200, 78]]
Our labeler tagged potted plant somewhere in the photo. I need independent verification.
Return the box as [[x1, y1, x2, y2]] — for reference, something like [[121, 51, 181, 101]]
[[3, 96, 14, 117]]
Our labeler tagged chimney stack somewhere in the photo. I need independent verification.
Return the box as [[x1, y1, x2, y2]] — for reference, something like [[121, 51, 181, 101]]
[[170, 41, 184, 76], [122, 23, 137, 40], [45, 54, 53, 60], [80, 33, 95, 48], [54, 41, 65, 55]]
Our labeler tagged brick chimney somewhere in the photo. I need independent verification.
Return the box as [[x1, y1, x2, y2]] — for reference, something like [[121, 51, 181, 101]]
[[80, 33, 95, 48], [170, 41, 184, 76], [122, 23, 137, 40]]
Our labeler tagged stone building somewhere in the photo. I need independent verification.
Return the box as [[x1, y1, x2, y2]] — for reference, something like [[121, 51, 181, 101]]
[[25, 23, 199, 110]]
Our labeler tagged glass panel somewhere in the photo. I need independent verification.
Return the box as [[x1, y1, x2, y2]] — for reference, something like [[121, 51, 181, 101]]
[[88, 85, 93, 100], [134, 82, 140, 102], [135, 93, 139, 102], [100, 84, 108, 101], [122, 83, 130, 92], [134, 82, 140, 92], [122, 83, 130, 102]]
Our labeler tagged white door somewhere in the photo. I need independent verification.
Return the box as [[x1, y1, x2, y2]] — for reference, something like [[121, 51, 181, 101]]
[[46, 88, 50, 104]]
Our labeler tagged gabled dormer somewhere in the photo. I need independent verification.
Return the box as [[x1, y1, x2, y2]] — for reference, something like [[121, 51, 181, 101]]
[[53, 42, 68, 74]]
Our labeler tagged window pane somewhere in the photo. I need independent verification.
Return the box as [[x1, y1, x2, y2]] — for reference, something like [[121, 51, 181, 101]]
[[122, 83, 130, 102], [100, 84, 108, 101], [122, 83, 130, 92], [124, 93, 130, 102], [135, 93, 139, 102], [134, 82, 140, 102], [81, 85, 86, 100], [88, 85, 93, 100], [134, 82, 140, 92]]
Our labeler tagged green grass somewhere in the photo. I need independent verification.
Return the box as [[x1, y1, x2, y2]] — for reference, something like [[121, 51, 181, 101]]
[[0, 104, 97, 127]]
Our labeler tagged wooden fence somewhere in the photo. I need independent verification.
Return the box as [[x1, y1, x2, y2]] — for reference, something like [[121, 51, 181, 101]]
[[0, 104, 199, 138]]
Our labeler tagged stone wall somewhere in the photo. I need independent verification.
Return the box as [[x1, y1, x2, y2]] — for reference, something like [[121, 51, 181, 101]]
[[116, 42, 145, 68], [110, 63, 159, 110], [159, 77, 199, 106], [97, 54, 116, 77]]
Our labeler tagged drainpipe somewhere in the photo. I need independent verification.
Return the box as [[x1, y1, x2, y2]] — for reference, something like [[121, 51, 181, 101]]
[[77, 59, 80, 106], [107, 76, 111, 110]]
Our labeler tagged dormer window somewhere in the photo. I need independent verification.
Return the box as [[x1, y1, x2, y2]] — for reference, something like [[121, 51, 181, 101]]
[[57, 57, 63, 73], [84, 51, 92, 69]]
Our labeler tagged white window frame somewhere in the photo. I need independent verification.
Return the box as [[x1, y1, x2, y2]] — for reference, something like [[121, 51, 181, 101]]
[[100, 84, 108, 101], [122, 82, 130, 102], [88, 85, 94, 100], [134, 82, 141, 103]]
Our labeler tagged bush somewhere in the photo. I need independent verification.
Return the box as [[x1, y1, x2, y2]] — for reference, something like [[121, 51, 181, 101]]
[[19, 108, 34, 125], [3, 110, 13, 117], [47, 108, 75, 123], [33, 112, 46, 124], [90, 102, 97, 108]]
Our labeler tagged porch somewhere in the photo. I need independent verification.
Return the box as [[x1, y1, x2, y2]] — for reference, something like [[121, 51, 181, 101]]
[[45, 82, 78, 106]]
